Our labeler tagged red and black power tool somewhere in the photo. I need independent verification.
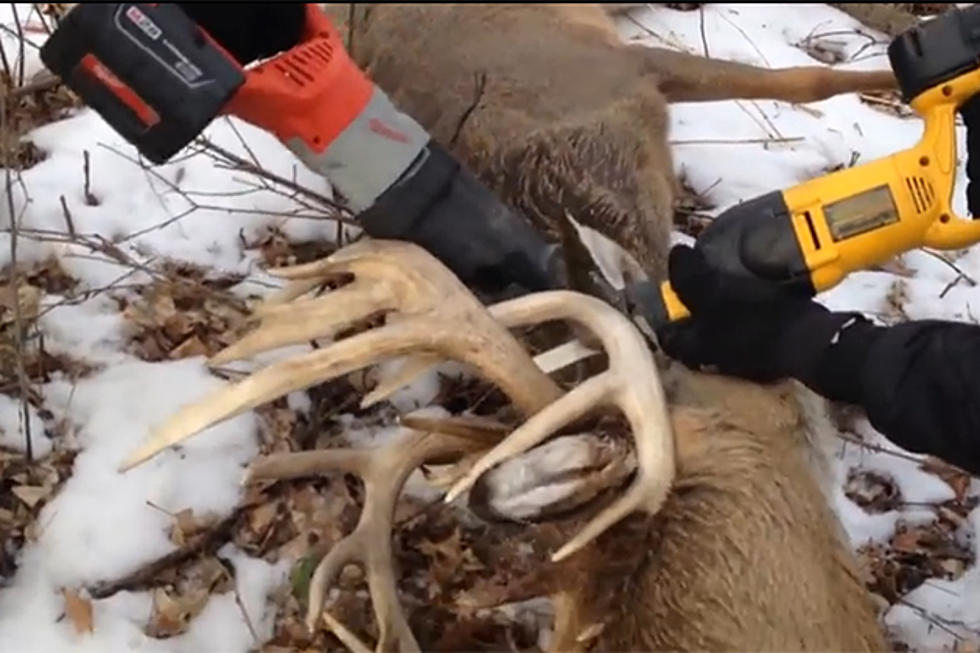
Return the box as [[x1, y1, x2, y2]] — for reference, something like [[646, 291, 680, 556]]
[[39, 4, 375, 166], [37, 3, 583, 302]]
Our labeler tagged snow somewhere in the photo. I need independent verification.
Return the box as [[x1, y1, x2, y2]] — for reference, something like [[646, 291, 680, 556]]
[[0, 2, 975, 651]]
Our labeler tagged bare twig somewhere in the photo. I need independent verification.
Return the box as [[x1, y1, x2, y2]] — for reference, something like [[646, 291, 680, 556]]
[[0, 23, 12, 87], [671, 136, 803, 146], [219, 558, 260, 645], [836, 431, 926, 465], [5, 71, 59, 99], [2, 92, 34, 460], [87, 508, 246, 599], [195, 136, 353, 217], [698, 5, 709, 58], [919, 248, 978, 287], [450, 71, 486, 147], [82, 150, 97, 206], [59, 194, 75, 237], [346, 3, 356, 56], [10, 5, 26, 88], [716, 10, 770, 67]]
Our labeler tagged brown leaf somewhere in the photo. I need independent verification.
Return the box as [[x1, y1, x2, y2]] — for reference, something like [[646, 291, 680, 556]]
[[920, 456, 973, 503], [149, 290, 177, 322], [169, 335, 208, 360], [248, 501, 279, 537], [418, 528, 466, 590], [956, 639, 980, 653], [12, 485, 51, 509], [163, 313, 195, 342], [938, 557, 966, 580], [170, 508, 215, 546], [891, 529, 925, 555], [63, 588, 94, 634]]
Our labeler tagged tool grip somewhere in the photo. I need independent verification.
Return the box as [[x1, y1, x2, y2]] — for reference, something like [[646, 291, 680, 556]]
[[657, 281, 691, 323]]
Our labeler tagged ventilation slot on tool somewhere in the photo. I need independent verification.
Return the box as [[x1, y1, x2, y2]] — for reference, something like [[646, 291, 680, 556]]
[[904, 176, 935, 214], [273, 39, 335, 89], [802, 210, 821, 250]]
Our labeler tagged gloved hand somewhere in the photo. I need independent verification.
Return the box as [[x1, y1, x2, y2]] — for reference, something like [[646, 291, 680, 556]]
[[176, 3, 307, 65], [654, 244, 865, 383], [959, 93, 980, 218]]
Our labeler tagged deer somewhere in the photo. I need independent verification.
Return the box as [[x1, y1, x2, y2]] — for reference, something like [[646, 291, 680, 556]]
[[115, 240, 886, 653], [113, 4, 899, 651], [325, 3, 898, 288]]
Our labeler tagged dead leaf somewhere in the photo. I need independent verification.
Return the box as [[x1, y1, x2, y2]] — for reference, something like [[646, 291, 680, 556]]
[[62, 588, 93, 634], [920, 456, 973, 503], [12, 485, 51, 509], [145, 582, 212, 639], [955, 639, 980, 653], [169, 335, 208, 360], [170, 508, 215, 546], [248, 501, 279, 537], [890, 528, 925, 555], [938, 557, 966, 579]]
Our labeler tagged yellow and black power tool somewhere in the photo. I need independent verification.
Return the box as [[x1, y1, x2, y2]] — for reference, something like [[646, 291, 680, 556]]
[[630, 3, 980, 329]]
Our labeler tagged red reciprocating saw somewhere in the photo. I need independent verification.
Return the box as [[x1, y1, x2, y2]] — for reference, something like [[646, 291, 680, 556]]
[[38, 3, 578, 301]]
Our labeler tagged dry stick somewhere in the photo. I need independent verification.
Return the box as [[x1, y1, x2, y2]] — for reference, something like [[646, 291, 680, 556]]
[[1, 94, 34, 461], [9, 5, 25, 88], [95, 143, 338, 244], [87, 508, 245, 599], [0, 24, 12, 88], [59, 194, 75, 237], [219, 561, 260, 645], [698, 4, 709, 58], [346, 3, 356, 57], [836, 431, 926, 465], [82, 150, 96, 206], [671, 136, 803, 146], [450, 71, 487, 148], [195, 136, 353, 216], [919, 248, 978, 287]]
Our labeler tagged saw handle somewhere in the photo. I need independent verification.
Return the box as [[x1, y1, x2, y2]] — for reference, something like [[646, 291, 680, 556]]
[[915, 69, 980, 249]]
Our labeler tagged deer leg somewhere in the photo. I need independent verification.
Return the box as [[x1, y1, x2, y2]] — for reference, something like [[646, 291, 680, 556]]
[[629, 44, 897, 104]]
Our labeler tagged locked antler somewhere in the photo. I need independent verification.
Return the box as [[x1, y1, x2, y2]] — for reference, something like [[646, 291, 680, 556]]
[[118, 239, 675, 652]]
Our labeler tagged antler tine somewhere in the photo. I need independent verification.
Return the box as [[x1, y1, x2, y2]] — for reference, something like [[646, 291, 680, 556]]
[[444, 290, 676, 562], [247, 428, 485, 653], [119, 239, 564, 472]]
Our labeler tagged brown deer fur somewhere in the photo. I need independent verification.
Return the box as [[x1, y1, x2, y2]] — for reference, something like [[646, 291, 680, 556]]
[[327, 3, 896, 284], [323, 4, 892, 650], [540, 368, 885, 651]]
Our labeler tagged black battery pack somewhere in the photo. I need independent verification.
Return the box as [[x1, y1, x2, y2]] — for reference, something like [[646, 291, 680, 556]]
[[40, 3, 245, 164]]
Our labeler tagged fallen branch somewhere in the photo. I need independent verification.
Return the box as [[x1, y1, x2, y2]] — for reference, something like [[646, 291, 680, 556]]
[[2, 91, 35, 460], [87, 507, 247, 599]]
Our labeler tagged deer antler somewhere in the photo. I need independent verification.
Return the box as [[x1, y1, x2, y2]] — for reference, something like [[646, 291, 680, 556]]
[[246, 427, 485, 652], [443, 290, 676, 562], [117, 239, 675, 652], [118, 239, 563, 472]]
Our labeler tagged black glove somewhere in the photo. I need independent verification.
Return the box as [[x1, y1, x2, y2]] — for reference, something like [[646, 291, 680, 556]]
[[177, 3, 307, 65], [655, 244, 866, 384], [359, 141, 571, 299], [960, 93, 980, 218]]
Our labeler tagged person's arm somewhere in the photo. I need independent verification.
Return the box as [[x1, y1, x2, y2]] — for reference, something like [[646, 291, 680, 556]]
[[656, 245, 980, 477], [801, 315, 980, 475]]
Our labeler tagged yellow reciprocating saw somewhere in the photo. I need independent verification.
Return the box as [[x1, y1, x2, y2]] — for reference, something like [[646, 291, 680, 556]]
[[630, 3, 980, 329]]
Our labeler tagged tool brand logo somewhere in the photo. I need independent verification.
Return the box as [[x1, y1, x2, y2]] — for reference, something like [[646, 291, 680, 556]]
[[368, 118, 410, 144], [125, 5, 162, 40]]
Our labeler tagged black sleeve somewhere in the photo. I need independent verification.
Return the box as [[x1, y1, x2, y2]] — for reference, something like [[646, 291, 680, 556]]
[[798, 315, 980, 477]]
